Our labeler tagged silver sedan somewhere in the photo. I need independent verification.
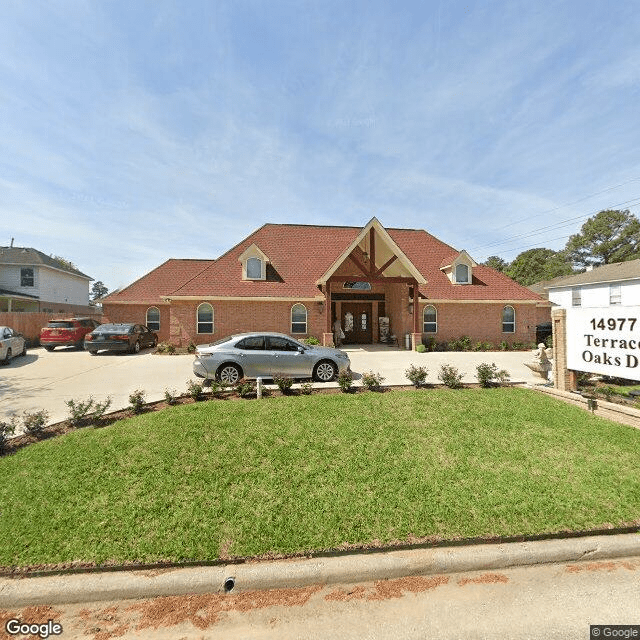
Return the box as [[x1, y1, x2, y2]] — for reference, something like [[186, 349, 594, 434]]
[[0, 326, 27, 364], [193, 332, 351, 384]]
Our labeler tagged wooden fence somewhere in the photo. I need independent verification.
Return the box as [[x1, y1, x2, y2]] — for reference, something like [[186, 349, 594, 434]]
[[0, 312, 103, 346]]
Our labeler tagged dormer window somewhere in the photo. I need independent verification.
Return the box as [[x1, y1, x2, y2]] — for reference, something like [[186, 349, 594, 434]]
[[454, 264, 469, 284], [246, 257, 263, 280], [239, 244, 270, 281]]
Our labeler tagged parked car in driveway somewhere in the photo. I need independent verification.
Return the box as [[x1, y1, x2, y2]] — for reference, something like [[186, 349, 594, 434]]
[[193, 332, 351, 384], [40, 317, 101, 351], [84, 323, 158, 355], [0, 326, 27, 364]]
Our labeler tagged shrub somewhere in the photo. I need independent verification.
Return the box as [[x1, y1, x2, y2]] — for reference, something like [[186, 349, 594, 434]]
[[164, 388, 178, 405], [22, 410, 49, 435], [157, 341, 176, 354], [545, 335, 553, 349], [66, 397, 97, 427], [337, 370, 354, 393], [0, 417, 17, 453], [187, 341, 197, 354], [208, 381, 223, 397], [362, 371, 385, 391], [300, 381, 313, 395], [434, 341, 448, 352], [273, 373, 294, 395], [475, 362, 510, 388], [424, 337, 436, 352], [472, 341, 484, 352], [405, 364, 428, 388], [92, 397, 112, 420], [438, 364, 464, 389], [599, 386, 615, 402], [128, 389, 146, 414], [499, 341, 510, 351], [187, 379, 205, 401], [483, 341, 494, 351], [416, 344, 426, 353], [303, 336, 320, 345], [235, 379, 256, 398]]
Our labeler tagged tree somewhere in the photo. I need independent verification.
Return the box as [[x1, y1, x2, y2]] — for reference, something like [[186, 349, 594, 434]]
[[565, 209, 640, 267], [483, 255, 508, 272], [91, 281, 109, 301], [505, 248, 574, 286], [50, 255, 77, 271]]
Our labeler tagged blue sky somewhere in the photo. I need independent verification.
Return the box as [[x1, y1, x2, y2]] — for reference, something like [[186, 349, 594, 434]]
[[2, 0, 640, 290]]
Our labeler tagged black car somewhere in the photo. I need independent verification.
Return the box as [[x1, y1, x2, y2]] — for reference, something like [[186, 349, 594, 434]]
[[84, 323, 158, 355]]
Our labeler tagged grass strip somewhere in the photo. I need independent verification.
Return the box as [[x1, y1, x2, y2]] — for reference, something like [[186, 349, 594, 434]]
[[1, 388, 639, 567]]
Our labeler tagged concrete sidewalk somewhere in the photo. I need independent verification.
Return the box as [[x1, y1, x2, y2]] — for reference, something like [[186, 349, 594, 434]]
[[1, 533, 638, 607]]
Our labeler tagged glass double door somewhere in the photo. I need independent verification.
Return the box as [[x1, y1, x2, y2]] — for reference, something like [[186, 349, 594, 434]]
[[342, 303, 373, 344]]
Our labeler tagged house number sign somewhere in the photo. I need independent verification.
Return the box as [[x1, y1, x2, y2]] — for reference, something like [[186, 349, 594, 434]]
[[566, 306, 640, 381]]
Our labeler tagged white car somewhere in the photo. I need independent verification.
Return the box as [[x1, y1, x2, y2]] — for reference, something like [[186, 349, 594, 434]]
[[0, 326, 27, 364]]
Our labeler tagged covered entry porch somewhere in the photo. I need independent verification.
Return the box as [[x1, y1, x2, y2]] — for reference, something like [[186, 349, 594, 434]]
[[316, 218, 426, 350]]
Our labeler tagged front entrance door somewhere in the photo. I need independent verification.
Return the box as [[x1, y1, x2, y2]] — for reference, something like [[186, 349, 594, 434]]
[[342, 303, 373, 344]]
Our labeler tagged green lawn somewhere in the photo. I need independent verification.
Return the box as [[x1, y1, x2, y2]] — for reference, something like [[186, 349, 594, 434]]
[[1, 388, 639, 568]]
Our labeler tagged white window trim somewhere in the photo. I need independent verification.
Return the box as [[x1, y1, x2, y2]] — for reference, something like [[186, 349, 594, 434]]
[[454, 263, 470, 284], [610, 284, 622, 305], [502, 305, 515, 333], [423, 305, 437, 333], [571, 287, 582, 307], [245, 257, 264, 280], [291, 303, 307, 334], [146, 306, 160, 331], [196, 302, 214, 334]]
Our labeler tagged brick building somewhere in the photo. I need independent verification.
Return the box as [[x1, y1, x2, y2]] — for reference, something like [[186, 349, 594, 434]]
[[102, 218, 550, 349]]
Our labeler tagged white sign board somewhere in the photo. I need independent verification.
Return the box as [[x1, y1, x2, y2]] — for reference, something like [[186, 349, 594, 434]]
[[566, 306, 640, 381]]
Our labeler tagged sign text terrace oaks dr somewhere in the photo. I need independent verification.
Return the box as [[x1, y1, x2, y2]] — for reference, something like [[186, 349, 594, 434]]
[[566, 306, 640, 382]]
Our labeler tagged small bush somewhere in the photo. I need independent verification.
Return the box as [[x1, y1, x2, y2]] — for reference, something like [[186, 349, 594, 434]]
[[599, 386, 615, 402], [483, 341, 494, 351], [208, 381, 223, 397], [475, 363, 510, 388], [187, 380, 205, 401], [499, 341, 510, 351], [66, 397, 95, 427], [0, 417, 17, 453], [545, 335, 553, 349], [92, 397, 112, 420], [235, 379, 256, 398], [273, 373, 294, 395], [434, 341, 448, 352], [438, 364, 464, 389], [337, 370, 354, 393], [157, 341, 176, 354], [22, 410, 49, 435], [187, 341, 197, 354], [405, 364, 428, 388], [128, 389, 146, 414], [362, 371, 385, 391], [303, 336, 320, 345], [416, 344, 426, 353], [300, 381, 313, 395], [164, 388, 178, 405]]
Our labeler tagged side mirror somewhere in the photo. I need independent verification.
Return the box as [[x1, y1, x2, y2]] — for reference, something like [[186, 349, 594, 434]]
[[297, 346, 305, 352]]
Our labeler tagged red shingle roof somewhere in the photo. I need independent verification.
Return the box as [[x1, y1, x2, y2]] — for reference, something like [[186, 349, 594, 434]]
[[103, 259, 213, 303], [105, 224, 543, 303]]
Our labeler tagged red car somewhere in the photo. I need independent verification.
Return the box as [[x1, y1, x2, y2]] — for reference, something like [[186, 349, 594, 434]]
[[40, 318, 101, 351]]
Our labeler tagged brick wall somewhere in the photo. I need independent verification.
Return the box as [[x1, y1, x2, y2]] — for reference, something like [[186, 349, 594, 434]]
[[102, 303, 171, 342], [418, 302, 538, 346]]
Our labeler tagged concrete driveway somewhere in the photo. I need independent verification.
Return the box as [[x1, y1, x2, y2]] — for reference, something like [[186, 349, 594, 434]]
[[1, 345, 546, 432]]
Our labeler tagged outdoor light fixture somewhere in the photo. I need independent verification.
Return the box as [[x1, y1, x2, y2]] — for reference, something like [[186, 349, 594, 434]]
[[408, 303, 414, 314]]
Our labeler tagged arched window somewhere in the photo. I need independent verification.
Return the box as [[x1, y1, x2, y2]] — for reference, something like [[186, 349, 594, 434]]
[[197, 303, 214, 334], [502, 305, 515, 333], [423, 305, 437, 333], [246, 257, 262, 279], [146, 306, 160, 331], [455, 264, 469, 283], [291, 303, 307, 334]]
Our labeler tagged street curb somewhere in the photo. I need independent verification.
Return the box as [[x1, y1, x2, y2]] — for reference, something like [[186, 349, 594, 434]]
[[1, 533, 639, 607]]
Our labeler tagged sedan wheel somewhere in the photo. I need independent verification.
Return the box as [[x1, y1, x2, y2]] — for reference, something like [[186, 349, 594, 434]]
[[131, 341, 141, 354], [2, 348, 11, 365], [314, 361, 337, 382], [44, 346, 55, 352], [20, 343, 27, 357], [218, 364, 242, 385]]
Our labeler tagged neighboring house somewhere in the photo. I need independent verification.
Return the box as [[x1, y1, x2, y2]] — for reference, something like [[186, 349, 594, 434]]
[[102, 218, 549, 349], [539, 259, 640, 309], [0, 246, 93, 314]]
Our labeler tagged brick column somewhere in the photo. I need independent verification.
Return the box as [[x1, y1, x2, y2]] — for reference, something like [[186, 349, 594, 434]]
[[552, 308, 577, 391]]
